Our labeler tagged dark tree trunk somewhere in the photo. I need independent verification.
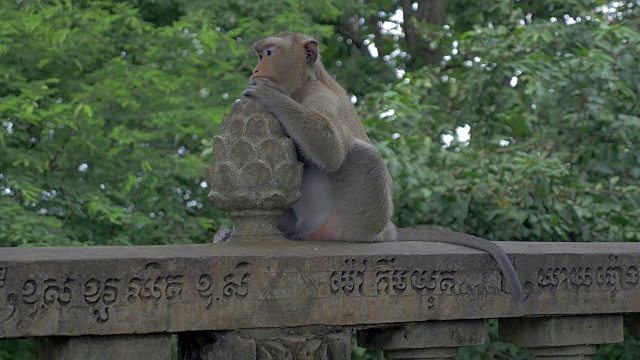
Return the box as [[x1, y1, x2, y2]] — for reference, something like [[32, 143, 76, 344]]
[[369, 12, 387, 58], [402, 0, 446, 69]]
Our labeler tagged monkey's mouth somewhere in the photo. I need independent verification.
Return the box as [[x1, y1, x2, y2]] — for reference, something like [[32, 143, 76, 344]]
[[250, 76, 272, 83]]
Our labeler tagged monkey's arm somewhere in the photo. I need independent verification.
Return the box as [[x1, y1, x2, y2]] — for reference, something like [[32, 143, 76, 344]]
[[397, 228, 526, 304], [243, 81, 350, 172]]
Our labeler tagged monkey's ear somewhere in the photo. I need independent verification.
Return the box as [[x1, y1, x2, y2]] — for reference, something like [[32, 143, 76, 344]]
[[304, 40, 319, 65]]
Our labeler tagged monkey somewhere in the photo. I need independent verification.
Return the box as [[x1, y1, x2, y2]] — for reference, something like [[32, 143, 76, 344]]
[[230, 32, 526, 303]]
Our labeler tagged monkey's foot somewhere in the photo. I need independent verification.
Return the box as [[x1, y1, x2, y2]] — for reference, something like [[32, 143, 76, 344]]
[[213, 228, 233, 243]]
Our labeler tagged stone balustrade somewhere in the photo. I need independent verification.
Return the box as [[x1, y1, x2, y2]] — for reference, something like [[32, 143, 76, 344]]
[[1, 238, 639, 359]]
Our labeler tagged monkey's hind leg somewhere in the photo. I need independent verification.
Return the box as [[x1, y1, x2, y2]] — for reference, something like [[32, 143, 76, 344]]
[[330, 139, 395, 242]]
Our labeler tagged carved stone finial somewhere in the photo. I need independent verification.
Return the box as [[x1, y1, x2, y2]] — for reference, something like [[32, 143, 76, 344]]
[[207, 97, 303, 239]]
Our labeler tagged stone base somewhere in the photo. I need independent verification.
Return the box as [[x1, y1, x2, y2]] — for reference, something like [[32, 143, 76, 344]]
[[357, 320, 485, 360], [528, 345, 597, 359], [178, 326, 351, 360], [385, 347, 458, 359], [500, 315, 623, 359]]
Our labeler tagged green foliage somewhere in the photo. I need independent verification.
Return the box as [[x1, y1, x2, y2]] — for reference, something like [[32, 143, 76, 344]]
[[0, 339, 35, 360], [595, 329, 640, 359], [2, 0, 226, 246], [1, 0, 639, 359], [0, 0, 335, 247], [359, 2, 640, 243]]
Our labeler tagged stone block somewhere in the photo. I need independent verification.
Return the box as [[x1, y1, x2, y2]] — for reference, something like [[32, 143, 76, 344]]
[[499, 315, 623, 347], [0, 240, 639, 339], [357, 320, 485, 349], [358, 320, 485, 360]]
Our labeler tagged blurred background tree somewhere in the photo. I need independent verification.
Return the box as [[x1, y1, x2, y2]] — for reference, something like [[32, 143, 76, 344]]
[[1, 0, 638, 358]]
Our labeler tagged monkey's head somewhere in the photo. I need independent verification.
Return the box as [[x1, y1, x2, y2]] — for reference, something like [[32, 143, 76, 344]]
[[250, 32, 319, 95]]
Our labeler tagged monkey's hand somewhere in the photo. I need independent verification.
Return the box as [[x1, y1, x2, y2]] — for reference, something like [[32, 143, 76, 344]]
[[244, 78, 350, 173], [243, 79, 288, 101]]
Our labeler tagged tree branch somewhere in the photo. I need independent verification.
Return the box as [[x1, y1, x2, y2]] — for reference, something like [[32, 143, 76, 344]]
[[47, 130, 76, 172]]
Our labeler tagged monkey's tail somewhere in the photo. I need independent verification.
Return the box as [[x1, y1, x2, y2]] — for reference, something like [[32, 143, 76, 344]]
[[396, 228, 527, 307]]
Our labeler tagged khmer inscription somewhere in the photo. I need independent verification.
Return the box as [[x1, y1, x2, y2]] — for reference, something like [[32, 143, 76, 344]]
[[127, 262, 184, 306], [536, 265, 640, 294], [328, 257, 503, 300], [376, 258, 409, 296], [0, 266, 17, 325], [84, 278, 120, 324], [22, 277, 74, 316], [0, 262, 194, 326], [0, 293, 17, 324], [0, 267, 6, 288], [410, 269, 457, 295], [196, 274, 216, 310], [197, 262, 251, 310], [43, 278, 74, 308], [374, 258, 493, 297], [223, 262, 251, 300], [329, 259, 367, 296], [166, 275, 184, 301]]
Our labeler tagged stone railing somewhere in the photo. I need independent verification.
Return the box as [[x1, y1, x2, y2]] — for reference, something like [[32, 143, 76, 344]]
[[2, 98, 638, 359], [1, 239, 639, 359]]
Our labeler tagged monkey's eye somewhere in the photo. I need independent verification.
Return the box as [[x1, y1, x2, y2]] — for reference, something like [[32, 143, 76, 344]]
[[266, 49, 273, 57]]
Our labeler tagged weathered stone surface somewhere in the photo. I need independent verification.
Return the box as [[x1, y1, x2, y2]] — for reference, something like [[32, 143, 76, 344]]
[[207, 97, 303, 238], [0, 240, 639, 339], [525, 345, 597, 360], [357, 320, 485, 349], [382, 348, 458, 360], [499, 315, 623, 347], [36, 334, 171, 360], [178, 326, 351, 360], [500, 315, 623, 359], [358, 320, 485, 360]]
